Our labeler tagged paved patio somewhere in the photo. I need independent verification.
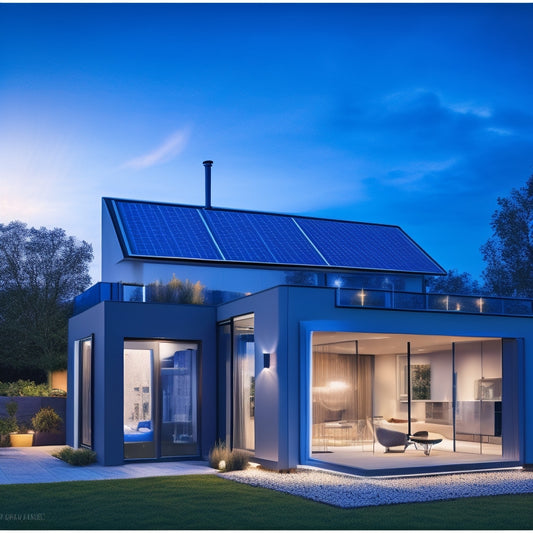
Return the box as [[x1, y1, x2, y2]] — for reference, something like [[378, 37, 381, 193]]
[[0, 446, 215, 485]]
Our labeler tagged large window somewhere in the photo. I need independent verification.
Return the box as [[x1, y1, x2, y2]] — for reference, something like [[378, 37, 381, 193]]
[[232, 314, 255, 452], [123, 340, 199, 460], [124, 345, 155, 459], [79, 337, 93, 449], [310, 332, 506, 469], [312, 341, 374, 451], [160, 345, 198, 457]]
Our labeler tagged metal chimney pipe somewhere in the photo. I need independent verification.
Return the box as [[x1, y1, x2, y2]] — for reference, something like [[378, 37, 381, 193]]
[[203, 160, 213, 209]]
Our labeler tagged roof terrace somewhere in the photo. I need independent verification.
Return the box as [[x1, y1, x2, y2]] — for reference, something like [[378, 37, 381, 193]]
[[73, 281, 533, 318]]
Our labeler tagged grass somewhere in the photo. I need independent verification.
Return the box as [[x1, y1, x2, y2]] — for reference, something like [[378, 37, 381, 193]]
[[0, 475, 532, 530]]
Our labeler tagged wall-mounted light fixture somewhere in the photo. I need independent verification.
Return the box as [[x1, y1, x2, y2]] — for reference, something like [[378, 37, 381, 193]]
[[263, 352, 270, 369]]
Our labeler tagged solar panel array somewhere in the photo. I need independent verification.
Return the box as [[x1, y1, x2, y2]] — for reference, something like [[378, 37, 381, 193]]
[[113, 201, 222, 260], [203, 210, 327, 266], [294, 217, 441, 273], [108, 199, 444, 274]]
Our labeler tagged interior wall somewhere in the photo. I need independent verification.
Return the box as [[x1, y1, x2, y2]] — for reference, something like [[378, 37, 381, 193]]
[[425, 350, 453, 402], [373, 355, 396, 419], [482, 339, 502, 378], [455, 342, 483, 402]]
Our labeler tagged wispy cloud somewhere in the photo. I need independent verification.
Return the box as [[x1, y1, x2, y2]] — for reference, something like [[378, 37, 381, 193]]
[[123, 128, 190, 169], [448, 103, 492, 118]]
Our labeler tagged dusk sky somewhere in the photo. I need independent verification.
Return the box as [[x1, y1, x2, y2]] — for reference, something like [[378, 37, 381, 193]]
[[1, 3, 532, 283]]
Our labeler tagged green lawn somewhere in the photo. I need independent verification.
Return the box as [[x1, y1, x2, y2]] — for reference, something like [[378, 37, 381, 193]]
[[0, 475, 532, 530]]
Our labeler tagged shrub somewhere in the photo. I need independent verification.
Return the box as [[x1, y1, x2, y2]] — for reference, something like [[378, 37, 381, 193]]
[[0, 380, 52, 397], [208, 441, 251, 472], [208, 440, 228, 469], [6, 400, 18, 418], [225, 449, 251, 472], [0, 417, 17, 446], [32, 407, 63, 433], [2, 401, 19, 435], [52, 447, 97, 466]]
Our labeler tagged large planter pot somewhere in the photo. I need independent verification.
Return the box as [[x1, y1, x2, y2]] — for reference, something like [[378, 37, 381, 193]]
[[10, 433, 34, 447], [33, 430, 66, 446]]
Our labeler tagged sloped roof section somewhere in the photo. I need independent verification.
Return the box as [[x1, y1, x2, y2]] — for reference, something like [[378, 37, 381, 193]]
[[105, 198, 445, 275]]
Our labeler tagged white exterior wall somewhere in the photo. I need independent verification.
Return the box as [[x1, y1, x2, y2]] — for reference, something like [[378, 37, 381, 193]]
[[101, 201, 144, 283]]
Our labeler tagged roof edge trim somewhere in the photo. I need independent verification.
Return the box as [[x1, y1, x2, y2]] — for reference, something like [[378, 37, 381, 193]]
[[104, 198, 133, 258], [118, 252, 446, 275]]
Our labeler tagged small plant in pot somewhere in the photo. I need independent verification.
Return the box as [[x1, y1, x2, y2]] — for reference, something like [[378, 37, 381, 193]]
[[32, 407, 64, 446], [7, 401, 34, 447], [0, 413, 17, 447]]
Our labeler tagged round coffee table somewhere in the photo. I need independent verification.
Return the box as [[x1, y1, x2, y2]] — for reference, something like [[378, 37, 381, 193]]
[[409, 431, 443, 456]]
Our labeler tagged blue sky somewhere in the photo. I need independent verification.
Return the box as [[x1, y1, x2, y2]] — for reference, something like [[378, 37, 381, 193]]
[[1, 3, 532, 283]]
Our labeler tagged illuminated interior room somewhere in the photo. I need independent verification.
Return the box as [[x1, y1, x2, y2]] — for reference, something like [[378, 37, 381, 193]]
[[308, 332, 508, 473]]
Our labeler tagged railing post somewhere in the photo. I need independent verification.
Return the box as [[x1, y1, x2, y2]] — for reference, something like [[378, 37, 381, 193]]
[[407, 341, 412, 436]]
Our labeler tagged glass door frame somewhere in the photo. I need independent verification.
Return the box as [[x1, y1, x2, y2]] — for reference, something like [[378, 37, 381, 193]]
[[231, 314, 256, 453], [123, 338, 202, 461], [78, 335, 94, 450], [216, 314, 256, 453], [404, 338, 502, 456]]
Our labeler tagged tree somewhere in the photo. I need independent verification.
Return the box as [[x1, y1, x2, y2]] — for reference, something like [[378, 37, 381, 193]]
[[426, 269, 482, 295], [0, 221, 93, 381], [481, 175, 533, 297]]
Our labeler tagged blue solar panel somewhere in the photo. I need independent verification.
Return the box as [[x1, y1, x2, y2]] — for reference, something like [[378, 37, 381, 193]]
[[112, 200, 222, 260], [108, 198, 444, 274], [245, 213, 327, 266], [295, 217, 442, 273], [202, 210, 328, 265], [201, 210, 274, 263]]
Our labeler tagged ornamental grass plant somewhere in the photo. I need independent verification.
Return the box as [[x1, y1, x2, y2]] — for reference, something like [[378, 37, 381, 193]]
[[208, 441, 251, 472], [52, 447, 97, 466]]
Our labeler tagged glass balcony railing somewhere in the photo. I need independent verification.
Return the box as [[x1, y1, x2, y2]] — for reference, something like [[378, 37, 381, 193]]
[[73, 282, 246, 315], [73, 282, 146, 315], [336, 288, 533, 316], [73, 282, 533, 318]]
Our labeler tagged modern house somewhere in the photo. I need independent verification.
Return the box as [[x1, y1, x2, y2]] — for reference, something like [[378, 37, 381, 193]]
[[67, 163, 533, 476]]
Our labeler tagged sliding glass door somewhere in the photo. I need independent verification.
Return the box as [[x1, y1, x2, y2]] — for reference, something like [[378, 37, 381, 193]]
[[233, 315, 255, 452], [311, 340, 374, 452], [160, 345, 198, 457], [123, 340, 199, 460], [124, 345, 155, 459], [454, 340, 502, 455]]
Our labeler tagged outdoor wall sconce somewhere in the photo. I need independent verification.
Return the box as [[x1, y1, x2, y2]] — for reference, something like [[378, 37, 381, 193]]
[[263, 352, 270, 369]]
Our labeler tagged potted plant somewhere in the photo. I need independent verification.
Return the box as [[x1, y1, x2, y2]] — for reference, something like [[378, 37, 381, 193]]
[[0, 416, 17, 447], [32, 407, 65, 446], [7, 401, 34, 447]]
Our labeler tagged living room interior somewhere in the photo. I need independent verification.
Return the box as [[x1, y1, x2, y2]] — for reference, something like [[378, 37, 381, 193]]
[[310, 331, 504, 470]]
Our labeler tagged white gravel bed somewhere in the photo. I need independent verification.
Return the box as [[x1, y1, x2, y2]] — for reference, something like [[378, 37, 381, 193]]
[[220, 467, 533, 508]]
